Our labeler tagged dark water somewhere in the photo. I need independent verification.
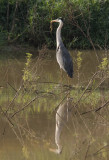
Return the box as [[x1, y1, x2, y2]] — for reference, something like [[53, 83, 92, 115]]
[[0, 50, 109, 160]]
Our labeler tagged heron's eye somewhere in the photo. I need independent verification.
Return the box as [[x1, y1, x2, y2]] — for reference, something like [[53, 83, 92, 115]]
[[58, 17, 63, 20]]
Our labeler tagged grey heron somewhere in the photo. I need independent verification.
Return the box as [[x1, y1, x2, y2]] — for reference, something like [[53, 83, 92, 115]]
[[51, 17, 73, 78]]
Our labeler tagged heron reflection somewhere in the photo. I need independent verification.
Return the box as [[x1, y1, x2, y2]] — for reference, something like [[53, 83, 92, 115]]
[[49, 97, 72, 154]]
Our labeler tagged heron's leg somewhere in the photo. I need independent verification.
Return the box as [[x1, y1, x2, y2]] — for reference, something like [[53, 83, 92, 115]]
[[67, 76, 70, 95], [60, 69, 64, 95], [60, 69, 63, 85], [68, 76, 70, 87], [67, 102, 69, 122]]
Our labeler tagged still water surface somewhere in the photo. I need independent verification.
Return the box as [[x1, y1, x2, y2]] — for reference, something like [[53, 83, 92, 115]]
[[0, 50, 109, 160]]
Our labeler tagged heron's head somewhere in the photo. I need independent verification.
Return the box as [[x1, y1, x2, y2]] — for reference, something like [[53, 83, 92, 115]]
[[50, 17, 64, 32], [51, 17, 63, 23]]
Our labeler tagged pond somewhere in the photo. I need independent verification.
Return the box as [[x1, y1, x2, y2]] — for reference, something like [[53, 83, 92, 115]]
[[0, 49, 109, 160]]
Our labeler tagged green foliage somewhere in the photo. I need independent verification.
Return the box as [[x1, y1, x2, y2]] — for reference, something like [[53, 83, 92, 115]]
[[76, 51, 83, 87], [77, 51, 82, 71], [23, 53, 32, 82], [0, 0, 109, 49], [99, 57, 108, 71]]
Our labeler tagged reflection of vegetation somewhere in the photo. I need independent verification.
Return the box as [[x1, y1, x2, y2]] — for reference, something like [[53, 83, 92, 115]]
[[22, 145, 30, 159]]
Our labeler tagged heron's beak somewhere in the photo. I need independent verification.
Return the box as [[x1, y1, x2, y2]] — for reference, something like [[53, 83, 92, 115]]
[[50, 19, 58, 32], [50, 19, 58, 23]]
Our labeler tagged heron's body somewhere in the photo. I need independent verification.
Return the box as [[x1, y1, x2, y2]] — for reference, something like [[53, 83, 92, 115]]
[[56, 44, 73, 78], [51, 18, 73, 78]]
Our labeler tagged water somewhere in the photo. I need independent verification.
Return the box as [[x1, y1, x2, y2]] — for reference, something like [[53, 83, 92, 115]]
[[0, 50, 109, 160]]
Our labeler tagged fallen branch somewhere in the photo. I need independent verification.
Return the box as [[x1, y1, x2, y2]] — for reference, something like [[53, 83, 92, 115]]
[[0, 105, 14, 126], [69, 71, 99, 112], [86, 144, 109, 158], [5, 82, 23, 114], [11, 94, 47, 118], [7, 82, 17, 92], [83, 76, 106, 101], [81, 99, 109, 115]]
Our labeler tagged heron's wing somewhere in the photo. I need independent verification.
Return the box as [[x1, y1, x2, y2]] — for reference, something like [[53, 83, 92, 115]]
[[60, 46, 73, 77]]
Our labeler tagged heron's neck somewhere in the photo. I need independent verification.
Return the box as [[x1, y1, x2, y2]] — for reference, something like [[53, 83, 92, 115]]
[[56, 21, 63, 49]]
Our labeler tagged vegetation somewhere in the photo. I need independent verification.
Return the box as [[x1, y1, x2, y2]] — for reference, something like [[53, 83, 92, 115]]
[[23, 53, 32, 82], [0, 0, 109, 49]]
